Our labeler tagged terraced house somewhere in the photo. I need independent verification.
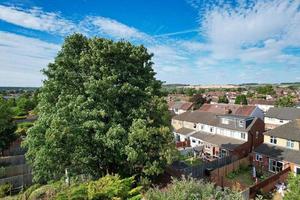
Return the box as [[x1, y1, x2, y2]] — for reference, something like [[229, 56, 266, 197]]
[[172, 110, 264, 160], [253, 119, 300, 175], [265, 107, 300, 130]]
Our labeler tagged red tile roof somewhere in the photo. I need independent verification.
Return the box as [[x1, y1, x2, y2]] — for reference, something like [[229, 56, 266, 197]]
[[198, 103, 256, 116], [249, 99, 275, 105]]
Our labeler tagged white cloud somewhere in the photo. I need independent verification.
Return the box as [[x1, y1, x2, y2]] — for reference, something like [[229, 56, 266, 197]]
[[0, 31, 60, 86], [201, 0, 300, 62], [83, 16, 151, 41], [0, 5, 77, 35]]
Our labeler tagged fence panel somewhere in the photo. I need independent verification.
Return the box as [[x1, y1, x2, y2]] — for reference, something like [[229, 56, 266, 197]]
[[0, 174, 32, 188], [0, 155, 26, 166], [0, 164, 31, 178]]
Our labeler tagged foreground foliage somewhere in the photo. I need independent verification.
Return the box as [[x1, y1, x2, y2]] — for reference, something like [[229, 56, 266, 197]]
[[284, 173, 300, 200], [0, 96, 16, 153], [4, 175, 142, 200], [24, 34, 175, 183], [145, 178, 242, 200]]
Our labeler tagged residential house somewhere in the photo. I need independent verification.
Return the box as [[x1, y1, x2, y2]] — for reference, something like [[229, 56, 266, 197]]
[[249, 99, 275, 113], [198, 103, 264, 120], [253, 119, 300, 175], [168, 101, 194, 115], [265, 107, 300, 130], [172, 111, 264, 159]]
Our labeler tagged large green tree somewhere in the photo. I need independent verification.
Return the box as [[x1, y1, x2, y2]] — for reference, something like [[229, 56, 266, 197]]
[[0, 96, 16, 154], [24, 34, 175, 183], [275, 96, 295, 107], [235, 95, 248, 105]]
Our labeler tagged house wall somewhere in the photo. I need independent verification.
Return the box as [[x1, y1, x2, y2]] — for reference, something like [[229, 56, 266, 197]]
[[251, 107, 264, 120], [264, 135, 300, 151], [252, 153, 290, 173], [255, 104, 274, 113], [171, 119, 184, 130], [265, 117, 290, 130]]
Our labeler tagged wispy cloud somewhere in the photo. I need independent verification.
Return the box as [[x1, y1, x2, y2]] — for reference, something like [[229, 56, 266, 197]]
[[0, 5, 77, 35], [0, 31, 60, 86], [82, 16, 152, 41]]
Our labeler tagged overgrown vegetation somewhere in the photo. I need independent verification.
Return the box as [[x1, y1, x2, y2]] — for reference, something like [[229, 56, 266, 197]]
[[145, 177, 242, 200], [284, 173, 300, 200]]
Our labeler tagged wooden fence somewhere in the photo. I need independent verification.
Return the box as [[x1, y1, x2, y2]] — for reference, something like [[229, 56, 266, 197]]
[[176, 140, 190, 148], [0, 174, 32, 188], [0, 164, 31, 178], [166, 155, 239, 179], [249, 167, 291, 198], [0, 155, 26, 166], [210, 156, 250, 190]]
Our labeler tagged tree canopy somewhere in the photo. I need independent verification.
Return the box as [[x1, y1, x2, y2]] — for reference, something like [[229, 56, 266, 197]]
[[218, 95, 229, 104], [235, 95, 248, 105], [24, 34, 175, 183], [0, 96, 16, 153], [275, 96, 295, 107]]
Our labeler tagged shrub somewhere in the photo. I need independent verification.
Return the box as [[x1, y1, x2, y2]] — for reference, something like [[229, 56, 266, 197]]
[[0, 183, 12, 198], [145, 177, 242, 200], [87, 175, 133, 200]]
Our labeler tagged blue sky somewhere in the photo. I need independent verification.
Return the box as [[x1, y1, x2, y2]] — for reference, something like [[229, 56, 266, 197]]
[[0, 0, 300, 87]]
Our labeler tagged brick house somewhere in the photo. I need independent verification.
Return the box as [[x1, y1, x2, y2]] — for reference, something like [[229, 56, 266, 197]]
[[172, 111, 265, 159], [253, 119, 300, 175]]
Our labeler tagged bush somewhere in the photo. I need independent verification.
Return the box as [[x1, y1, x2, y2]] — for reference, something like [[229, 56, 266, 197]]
[[0, 183, 12, 198], [21, 184, 41, 199], [145, 177, 242, 200], [87, 175, 134, 200]]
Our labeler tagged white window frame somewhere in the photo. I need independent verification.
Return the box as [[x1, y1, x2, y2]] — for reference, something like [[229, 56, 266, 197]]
[[295, 166, 300, 175], [269, 159, 283, 173], [238, 120, 244, 127], [286, 140, 294, 149], [270, 136, 277, 144], [193, 123, 197, 129], [240, 132, 246, 140], [255, 154, 262, 162]]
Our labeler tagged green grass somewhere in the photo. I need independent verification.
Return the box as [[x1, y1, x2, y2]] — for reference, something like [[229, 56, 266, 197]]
[[225, 165, 255, 187], [178, 154, 202, 167]]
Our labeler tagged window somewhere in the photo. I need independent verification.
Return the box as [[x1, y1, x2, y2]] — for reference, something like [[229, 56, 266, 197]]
[[175, 134, 180, 142], [269, 159, 283, 173], [270, 136, 277, 144], [255, 154, 262, 162], [193, 123, 197, 129], [210, 127, 214, 133], [220, 149, 227, 158], [239, 120, 244, 127], [287, 140, 294, 148], [192, 139, 196, 143], [295, 166, 300, 175], [222, 118, 229, 124], [201, 125, 204, 130], [240, 132, 246, 140], [279, 120, 284, 123]]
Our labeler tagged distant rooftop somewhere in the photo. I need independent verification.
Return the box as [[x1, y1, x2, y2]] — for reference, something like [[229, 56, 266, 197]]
[[265, 107, 300, 120]]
